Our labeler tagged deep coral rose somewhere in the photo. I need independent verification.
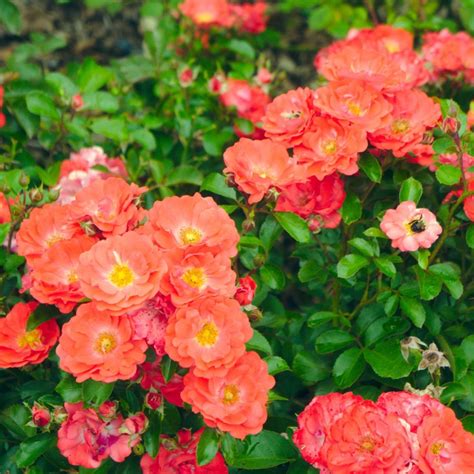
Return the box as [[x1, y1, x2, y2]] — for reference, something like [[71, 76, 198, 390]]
[[160, 250, 236, 306], [56, 146, 128, 204], [31, 403, 51, 427], [128, 293, 175, 359], [377, 391, 444, 432], [0, 192, 11, 223], [181, 351, 275, 439], [57, 402, 107, 469], [464, 179, 474, 222], [321, 401, 412, 473], [16, 203, 81, 265], [57, 303, 147, 383], [77, 232, 166, 316], [230, 2, 267, 34], [219, 78, 270, 124], [349, 25, 414, 54], [294, 117, 367, 179], [179, 0, 233, 28], [293, 392, 363, 470], [275, 174, 346, 230], [28, 236, 96, 313], [223, 138, 296, 204], [394, 49, 430, 90], [416, 406, 474, 473], [142, 193, 239, 257], [369, 90, 441, 157], [0, 86, 5, 128], [165, 296, 252, 377], [405, 143, 436, 168], [313, 80, 392, 133], [70, 177, 146, 237], [0, 302, 59, 368], [380, 201, 442, 252], [140, 428, 228, 474], [262, 88, 318, 147], [235, 275, 257, 306], [138, 361, 184, 407]]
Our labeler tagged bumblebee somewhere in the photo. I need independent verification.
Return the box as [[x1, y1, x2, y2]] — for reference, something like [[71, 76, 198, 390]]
[[408, 214, 426, 233]]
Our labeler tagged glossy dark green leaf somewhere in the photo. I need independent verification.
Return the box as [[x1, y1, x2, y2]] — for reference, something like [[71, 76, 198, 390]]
[[359, 153, 382, 182], [82, 380, 115, 406], [200, 173, 237, 200], [341, 192, 362, 224], [337, 254, 369, 279], [16, 433, 56, 468], [333, 347, 366, 388], [143, 411, 162, 458], [364, 339, 414, 379], [274, 212, 311, 243], [400, 296, 426, 328], [196, 428, 220, 466], [315, 330, 354, 354], [399, 177, 423, 204]]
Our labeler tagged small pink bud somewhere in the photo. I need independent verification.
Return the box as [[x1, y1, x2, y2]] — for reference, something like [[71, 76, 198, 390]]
[[256, 67, 273, 85], [145, 392, 162, 410], [235, 276, 257, 306], [32, 404, 51, 427], [179, 68, 194, 87], [71, 94, 84, 111]]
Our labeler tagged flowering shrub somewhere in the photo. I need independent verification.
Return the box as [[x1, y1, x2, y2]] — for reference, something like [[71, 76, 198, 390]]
[[0, 1, 474, 473]]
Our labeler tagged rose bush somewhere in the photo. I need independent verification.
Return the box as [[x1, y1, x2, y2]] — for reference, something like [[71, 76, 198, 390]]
[[0, 0, 474, 473]]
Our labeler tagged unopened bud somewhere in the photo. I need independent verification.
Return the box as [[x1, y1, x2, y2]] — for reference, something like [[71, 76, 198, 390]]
[[247, 308, 263, 322], [133, 443, 145, 456], [32, 404, 51, 427], [19, 173, 30, 187], [145, 392, 162, 410], [252, 254, 266, 268], [29, 189, 43, 202], [71, 94, 84, 111], [242, 218, 255, 233], [48, 188, 60, 202], [225, 174, 236, 188]]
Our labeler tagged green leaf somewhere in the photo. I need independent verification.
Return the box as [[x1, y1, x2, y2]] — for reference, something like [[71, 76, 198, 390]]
[[16, 433, 56, 468], [400, 296, 426, 328], [82, 380, 114, 406], [315, 330, 354, 354], [259, 216, 282, 251], [167, 165, 203, 186], [432, 136, 456, 154], [143, 411, 161, 458], [414, 267, 443, 301], [197, 428, 220, 466], [333, 348, 366, 388], [10, 100, 40, 138], [260, 263, 286, 290], [227, 39, 255, 59], [307, 311, 338, 328], [462, 416, 474, 434], [364, 339, 414, 379], [202, 129, 234, 157], [161, 356, 178, 382], [45, 72, 78, 98], [415, 249, 430, 270], [201, 173, 237, 200], [364, 227, 387, 238], [293, 351, 330, 385], [0, 223, 10, 246], [82, 91, 119, 113], [77, 58, 111, 92], [374, 257, 396, 278], [341, 192, 362, 224], [26, 91, 60, 120], [337, 254, 369, 279], [246, 330, 272, 355], [55, 376, 82, 403], [399, 177, 423, 204], [0, 0, 21, 34], [359, 154, 382, 182], [384, 294, 399, 317], [27, 305, 61, 331], [348, 238, 376, 257], [298, 261, 321, 282], [435, 164, 462, 185], [264, 356, 290, 375], [222, 431, 297, 470], [274, 212, 311, 243], [467, 225, 474, 249], [430, 262, 463, 299]]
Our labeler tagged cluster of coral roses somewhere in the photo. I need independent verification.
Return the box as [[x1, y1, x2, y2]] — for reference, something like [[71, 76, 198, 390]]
[[1, 147, 274, 468], [294, 391, 474, 473], [179, 0, 267, 34], [221, 26, 474, 233]]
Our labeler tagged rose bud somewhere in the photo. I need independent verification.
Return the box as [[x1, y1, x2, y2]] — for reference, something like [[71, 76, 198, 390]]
[[71, 94, 84, 111], [32, 404, 51, 427], [235, 276, 257, 306], [145, 392, 162, 410], [98, 400, 117, 419], [179, 67, 194, 88], [256, 67, 273, 85]]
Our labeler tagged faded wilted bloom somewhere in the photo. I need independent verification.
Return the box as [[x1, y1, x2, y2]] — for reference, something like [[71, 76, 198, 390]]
[[418, 343, 450, 374], [404, 382, 445, 400], [400, 336, 426, 361]]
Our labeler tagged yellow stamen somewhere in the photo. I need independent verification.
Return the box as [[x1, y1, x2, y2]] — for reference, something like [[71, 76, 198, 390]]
[[95, 332, 117, 354], [431, 442, 444, 455], [180, 227, 202, 245], [195, 322, 219, 347], [280, 110, 302, 119], [222, 384, 240, 405], [182, 267, 206, 289], [46, 233, 64, 247], [346, 101, 363, 117], [109, 263, 134, 288], [67, 271, 78, 284], [391, 119, 410, 134], [18, 329, 42, 349], [384, 40, 400, 54], [195, 12, 215, 24], [322, 140, 337, 155], [360, 436, 376, 452]]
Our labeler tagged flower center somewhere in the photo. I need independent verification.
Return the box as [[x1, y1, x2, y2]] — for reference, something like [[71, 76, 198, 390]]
[[95, 332, 117, 354], [360, 436, 376, 452], [182, 267, 206, 289], [346, 101, 363, 117], [280, 110, 302, 119], [384, 40, 400, 54], [67, 271, 79, 284], [196, 322, 219, 347], [195, 11, 214, 24], [322, 140, 337, 155], [179, 227, 202, 245], [222, 384, 240, 405], [431, 442, 444, 455], [405, 215, 426, 234], [46, 233, 64, 247], [391, 119, 410, 134], [18, 329, 42, 349], [109, 263, 134, 288]]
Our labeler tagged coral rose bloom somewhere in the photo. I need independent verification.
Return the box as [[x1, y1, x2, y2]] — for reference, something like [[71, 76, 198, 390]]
[[77, 232, 166, 316], [294, 117, 367, 179], [57, 303, 147, 383], [143, 193, 239, 257], [0, 302, 59, 368], [369, 89, 441, 157], [165, 296, 253, 377], [313, 79, 392, 133], [160, 250, 236, 306], [262, 88, 317, 147], [230, 2, 267, 34], [0, 192, 11, 223], [179, 0, 233, 28], [181, 351, 275, 439], [29, 236, 96, 313], [321, 401, 412, 473], [416, 406, 474, 473], [293, 392, 363, 470], [380, 201, 442, 252], [70, 177, 146, 237], [140, 428, 228, 474], [16, 203, 81, 265], [350, 25, 414, 54], [223, 138, 295, 204]]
